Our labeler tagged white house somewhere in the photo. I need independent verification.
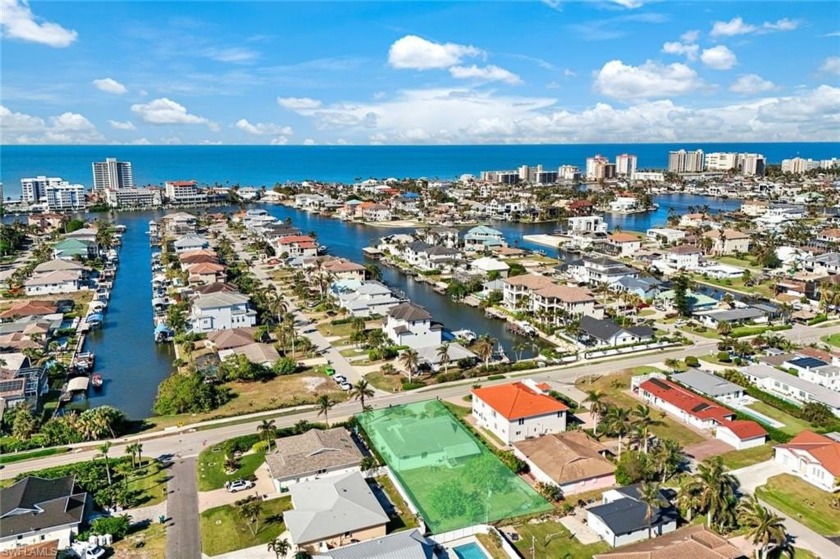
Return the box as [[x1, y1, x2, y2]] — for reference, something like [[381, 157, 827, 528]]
[[607, 233, 641, 257], [702, 229, 751, 256], [190, 291, 257, 333], [471, 256, 510, 278], [471, 379, 568, 444], [654, 245, 702, 273], [774, 431, 840, 492], [586, 485, 679, 547], [740, 364, 840, 418], [463, 225, 506, 251], [567, 215, 607, 233], [264, 428, 364, 493], [335, 281, 403, 317], [173, 234, 210, 254], [383, 303, 441, 349], [24, 270, 83, 296], [646, 228, 687, 246], [0, 476, 89, 551]]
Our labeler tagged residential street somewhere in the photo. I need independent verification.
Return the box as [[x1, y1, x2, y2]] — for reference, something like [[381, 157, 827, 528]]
[[166, 457, 201, 559]]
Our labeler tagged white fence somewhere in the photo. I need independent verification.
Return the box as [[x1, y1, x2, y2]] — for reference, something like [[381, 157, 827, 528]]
[[431, 525, 522, 558], [584, 341, 678, 359]]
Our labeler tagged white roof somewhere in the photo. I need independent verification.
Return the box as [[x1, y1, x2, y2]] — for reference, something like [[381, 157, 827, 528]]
[[285, 472, 389, 545], [193, 291, 250, 309], [741, 364, 840, 409], [472, 257, 510, 272]]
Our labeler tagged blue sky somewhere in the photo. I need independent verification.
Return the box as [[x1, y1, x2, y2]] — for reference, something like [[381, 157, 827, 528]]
[[1, 0, 838, 145]]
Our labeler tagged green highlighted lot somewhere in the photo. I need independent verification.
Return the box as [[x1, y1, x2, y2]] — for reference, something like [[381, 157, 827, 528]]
[[358, 400, 552, 533]]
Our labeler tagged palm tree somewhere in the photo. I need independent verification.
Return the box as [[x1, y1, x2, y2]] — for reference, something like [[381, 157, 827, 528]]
[[267, 537, 291, 559], [474, 335, 495, 370], [583, 390, 607, 435], [351, 379, 374, 411], [436, 342, 451, 374], [316, 394, 335, 427], [632, 404, 662, 454], [737, 495, 790, 559], [686, 456, 738, 531], [605, 407, 631, 458], [638, 481, 662, 540], [399, 349, 419, 383], [652, 438, 684, 482], [257, 419, 276, 450], [98, 442, 112, 485], [125, 443, 141, 469]]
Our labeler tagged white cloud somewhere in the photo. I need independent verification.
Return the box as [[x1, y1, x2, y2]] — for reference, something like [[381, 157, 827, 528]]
[[302, 139, 317, 145], [730, 74, 776, 94], [269, 136, 289, 145], [202, 47, 259, 63], [0, 104, 102, 143], [92, 78, 127, 95], [449, 64, 522, 84], [701, 45, 737, 70], [608, 0, 645, 8], [235, 118, 293, 136], [277, 97, 322, 111], [129, 137, 152, 145], [387, 35, 482, 70], [662, 41, 699, 61], [108, 120, 136, 130], [711, 16, 800, 37], [563, 68, 576, 77], [0, 0, 78, 47], [820, 56, 840, 76], [680, 30, 699, 43], [131, 98, 211, 126], [594, 59, 703, 100]]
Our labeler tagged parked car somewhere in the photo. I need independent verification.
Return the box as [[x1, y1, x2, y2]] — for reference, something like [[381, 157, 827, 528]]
[[226, 479, 255, 493], [333, 375, 347, 384], [70, 543, 107, 559], [324, 366, 336, 376], [339, 382, 353, 391]]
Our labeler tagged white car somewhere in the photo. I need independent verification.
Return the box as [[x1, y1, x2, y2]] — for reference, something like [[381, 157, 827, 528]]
[[70, 543, 107, 559], [339, 382, 353, 391], [333, 375, 347, 384], [226, 479, 255, 493]]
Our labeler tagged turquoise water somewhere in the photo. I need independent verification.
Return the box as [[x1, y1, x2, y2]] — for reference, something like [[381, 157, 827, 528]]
[[453, 542, 491, 559], [2, 143, 838, 197]]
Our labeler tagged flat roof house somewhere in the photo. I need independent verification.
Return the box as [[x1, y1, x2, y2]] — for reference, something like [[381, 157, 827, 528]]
[[740, 364, 840, 418], [285, 472, 389, 554], [586, 484, 679, 547], [514, 431, 615, 496], [774, 430, 840, 493], [0, 476, 89, 551], [472, 379, 568, 444], [671, 369, 745, 403], [265, 428, 365, 493], [312, 529, 436, 559]]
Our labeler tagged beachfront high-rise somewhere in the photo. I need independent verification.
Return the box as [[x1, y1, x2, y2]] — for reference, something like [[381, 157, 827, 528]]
[[615, 154, 637, 179], [92, 157, 134, 192], [21, 176, 64, 203], [667, 149, 704, 173]]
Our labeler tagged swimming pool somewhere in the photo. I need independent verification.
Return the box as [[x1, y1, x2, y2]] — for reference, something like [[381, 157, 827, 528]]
[[453, 542, 491, 559]]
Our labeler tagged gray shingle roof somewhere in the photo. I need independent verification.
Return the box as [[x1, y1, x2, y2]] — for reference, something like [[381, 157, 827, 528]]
[[672, 369, 744, 397], [285, 472, 389, 545], [313, 529, 436, 559], [387, 303, 432, 321], [0, 476, 88, 539], [264, 428, 364, 482]]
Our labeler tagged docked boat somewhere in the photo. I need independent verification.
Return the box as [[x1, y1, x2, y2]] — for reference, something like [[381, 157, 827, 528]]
[[71, 352, 95, 373], [91, 374, 103, 389], [154, 323, 175, 343], [452, 329, 478, 344]]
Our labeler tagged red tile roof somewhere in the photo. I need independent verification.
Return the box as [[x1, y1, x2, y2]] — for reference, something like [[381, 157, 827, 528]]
[[779, 431, 840, 476], [639, 378, 734, 423], [472, 382, 568, 421], [719, 419, 767, 440], [277, 235, 316, 245]]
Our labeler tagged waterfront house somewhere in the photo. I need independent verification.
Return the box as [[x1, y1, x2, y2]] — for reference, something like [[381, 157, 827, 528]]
[[383, 303, 442, 348], [0, 476, 90, 551], [502, 273, 554, 311], [52, 238, 97, 261], [361, 203, 392, 222], [322, 259, 366, 282], [742, 200, 770, 216], [740, 364, 840, 417], [463, 225, 506, 251], [607, 232, 642, 257], [608, 196, 640, 213], [586, 484, 679, 547], [566, 256, 638, 285], [173, 234, 210, 254], [404, 242, 459, 272], [413, 342, 476, 372], [220, 342, 280, 366], [276, 235, 319, 258], [702, 229, 751, 256], [633, 374, 767, 449], [567, 215, 607, 233], [419, 226, 459, 248], [694, 307, 768, 328], [0, 362, 47, 410], [284, 472, 389, 554], [612, 276, 662, 301], [27, 213, 66, 232], [165, 180, 206, 205], [0, 301, 57, 322], [513, 431, 615, 495], [160, 212, 197, 234], [531, 284, 599, 324], [652, 245, 703, 273], [471, 379, 568, 444], [179, 249, 219, 266], [190, 291, 257, 333], [703, 263, 746, 280], [193, 282, 239, 296], [24, 270, 83, 296], [578, 316, 653, 348], [336, 281, 403, 317], [646, 228, 687, 246], [32, 259, 87, 276], [655, 289, 718, 314], [470, 256, 510, 278], [186, 262, 226, 285], [206, 327, 258, 350], [592, 525, 746, 559], [773, 431, 840, 492], [265, 428, 365, 493]]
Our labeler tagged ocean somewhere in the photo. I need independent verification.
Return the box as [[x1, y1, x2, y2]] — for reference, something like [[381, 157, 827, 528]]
[[2, 143, 838, 198]]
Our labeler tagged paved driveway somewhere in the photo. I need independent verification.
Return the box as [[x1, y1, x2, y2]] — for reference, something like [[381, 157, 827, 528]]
[[732, 459, 787, 493], [198, 464, 276, 512], [684, 439, 732, 462], [166, 457, 201, 559]]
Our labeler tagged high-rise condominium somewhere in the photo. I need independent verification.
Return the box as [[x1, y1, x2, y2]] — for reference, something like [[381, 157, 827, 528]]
[[92, 158, 134, 191]]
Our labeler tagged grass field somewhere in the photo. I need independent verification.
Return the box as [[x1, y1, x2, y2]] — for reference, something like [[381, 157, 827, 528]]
[[756, 474, 840, 537], [366, 370, 405, 392], [576, 370, 706, 447], [821, 333, 840, 347], [112, 521, 167, 559], [127, 459, 170, 507], [475, 533, 509, 559], [374, 475, 418, 532], [746, 401, 810, 436], [0, 447, 69, 464], [199, 497, 292, 556], [197, 448, 266, 492], [718, 444, 774, 470], [509, 520, 611, 559]]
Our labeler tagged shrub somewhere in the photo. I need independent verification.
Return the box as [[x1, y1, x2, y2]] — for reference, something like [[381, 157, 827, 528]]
[[548, 390, 579, 411], [91, 515, 131, 539], [615, 451, 650, 485], [272, 357, 298, 375], [684, 356, 699, 367], [487, 374, 506, 380], [717, 351, 732, 363], [498, 451, 528, 474], [402, 381, 426, 391], [251, 440, 269, 453], [535, 482, 562, 502]]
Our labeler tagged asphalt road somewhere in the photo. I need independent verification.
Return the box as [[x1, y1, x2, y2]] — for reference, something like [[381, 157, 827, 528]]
[[166, 457, 201, 559]]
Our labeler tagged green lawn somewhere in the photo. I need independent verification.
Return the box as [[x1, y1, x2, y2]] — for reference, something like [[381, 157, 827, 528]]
[[112, 520, 167, 559], [441, 401, 471, 419], [0, 447, 69, 464], [366, 371, 404, 392], [509, 520, 611, 559], [317, 321, 355, 338], [718, 444, 774, 470], [746, 401, 811, 436], [199, 497, 292, 556], [821, 333, 840, 348], [197, 449, 266, 492], [756, 474, 840, 537], [716, 256, 761, 270], [374, 475, 418, 532], [126, 459, 170, 507]]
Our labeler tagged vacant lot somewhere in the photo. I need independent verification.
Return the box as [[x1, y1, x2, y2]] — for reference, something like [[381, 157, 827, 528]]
[[756, 474, 840, 537], [508, 520, 611, 559], [199, 497, 292, 556], [197, 448, 266, 492], [718, 444, 774, 470], [366, 370, 404, 392]]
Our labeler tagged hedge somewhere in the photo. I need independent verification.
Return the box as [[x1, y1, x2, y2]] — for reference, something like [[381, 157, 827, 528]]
[[734, 411, 792, 443]]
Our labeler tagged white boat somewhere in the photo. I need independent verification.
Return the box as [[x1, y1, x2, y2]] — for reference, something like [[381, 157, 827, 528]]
[[451, 329, 478, 343]]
